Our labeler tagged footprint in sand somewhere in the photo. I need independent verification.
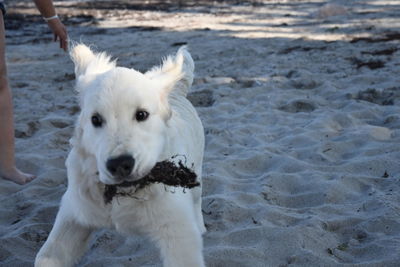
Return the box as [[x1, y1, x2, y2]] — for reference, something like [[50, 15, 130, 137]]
[[187, 90, 214, 107], [53, 73, 75, 83], [351, 88, 400, 106], [14, 121, 39, 138], [278, 100, 316, 113], [40, 116, 73, 130], [286, 69, 321, 90], [68, 105, 81, 115], [18, 226, 49, 243]]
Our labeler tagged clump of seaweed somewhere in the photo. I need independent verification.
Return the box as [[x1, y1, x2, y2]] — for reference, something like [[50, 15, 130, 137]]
[[103, 158, 199, 204]]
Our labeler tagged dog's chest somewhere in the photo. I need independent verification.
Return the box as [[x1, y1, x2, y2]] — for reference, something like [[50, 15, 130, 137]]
[[107, 198, 149, 234], [88, 186, 161, 234]]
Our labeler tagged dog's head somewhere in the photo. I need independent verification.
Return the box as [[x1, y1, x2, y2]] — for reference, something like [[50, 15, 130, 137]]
[[70, 44, 194, 185]]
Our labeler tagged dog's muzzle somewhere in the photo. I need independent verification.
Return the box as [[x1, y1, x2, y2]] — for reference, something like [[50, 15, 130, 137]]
[[106, 154, 135, 180]]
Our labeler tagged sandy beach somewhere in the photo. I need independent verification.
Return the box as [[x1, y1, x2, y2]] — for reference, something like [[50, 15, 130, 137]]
[[1, 0, 400, 266]]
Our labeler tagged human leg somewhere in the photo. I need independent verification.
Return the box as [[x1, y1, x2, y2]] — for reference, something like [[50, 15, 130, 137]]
[[0, 11, 35, 184]]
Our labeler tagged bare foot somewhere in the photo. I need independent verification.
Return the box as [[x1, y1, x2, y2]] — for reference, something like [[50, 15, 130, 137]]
[[0, 167, 36, 185]]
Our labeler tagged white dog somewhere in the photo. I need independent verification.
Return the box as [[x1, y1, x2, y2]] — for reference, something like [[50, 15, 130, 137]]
[[35, 44, 206, 267]]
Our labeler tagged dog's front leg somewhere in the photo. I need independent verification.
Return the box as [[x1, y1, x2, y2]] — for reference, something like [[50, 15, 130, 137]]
[[35, 205, 93, 267], [148, 197, 205, 267], [155, 224, 205, 267]]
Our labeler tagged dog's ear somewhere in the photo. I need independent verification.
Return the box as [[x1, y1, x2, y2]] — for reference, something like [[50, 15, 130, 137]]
[[145, 46, 194, 119], [70, 44, 116, 79], [146, 46, 194, 96]]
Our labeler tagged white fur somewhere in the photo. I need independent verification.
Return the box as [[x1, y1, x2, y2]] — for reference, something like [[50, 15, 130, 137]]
[[35, 45, 206, 267]]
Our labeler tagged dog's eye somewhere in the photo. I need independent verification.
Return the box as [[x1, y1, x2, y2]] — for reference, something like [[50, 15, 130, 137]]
[[91, 114, 103, 128], [135, 110, 149, 122]]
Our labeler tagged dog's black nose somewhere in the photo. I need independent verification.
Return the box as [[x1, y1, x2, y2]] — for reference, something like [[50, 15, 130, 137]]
[[106, 155, 135, 178]]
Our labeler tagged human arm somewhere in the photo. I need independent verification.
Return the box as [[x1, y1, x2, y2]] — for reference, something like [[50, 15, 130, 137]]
[[33, 0, 68, 51]]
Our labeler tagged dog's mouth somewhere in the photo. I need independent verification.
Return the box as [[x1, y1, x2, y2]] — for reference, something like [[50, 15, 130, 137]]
[[100, 173, 142, 185], [116, 174, 137, 182], [102, 159, 199, 204], [98, 163, 150, 185], [110, 164, 155, 186]]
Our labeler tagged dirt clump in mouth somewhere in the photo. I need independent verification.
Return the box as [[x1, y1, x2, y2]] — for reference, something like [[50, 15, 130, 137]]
[[103, 159, 199, 204]]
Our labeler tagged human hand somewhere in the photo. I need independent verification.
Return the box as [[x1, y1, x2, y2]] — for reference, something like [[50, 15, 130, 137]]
[[46, 18, 68, 51]]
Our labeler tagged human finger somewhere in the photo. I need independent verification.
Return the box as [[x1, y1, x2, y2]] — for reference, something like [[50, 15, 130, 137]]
[[63, 38, 68, 51]]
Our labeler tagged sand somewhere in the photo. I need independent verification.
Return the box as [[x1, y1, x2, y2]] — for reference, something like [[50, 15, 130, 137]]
[[1, 0, 400, 266]]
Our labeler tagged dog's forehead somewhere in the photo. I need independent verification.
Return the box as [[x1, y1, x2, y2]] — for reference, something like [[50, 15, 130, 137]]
[[83, 67, 159, 112], [108, 67, 154, 92]]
